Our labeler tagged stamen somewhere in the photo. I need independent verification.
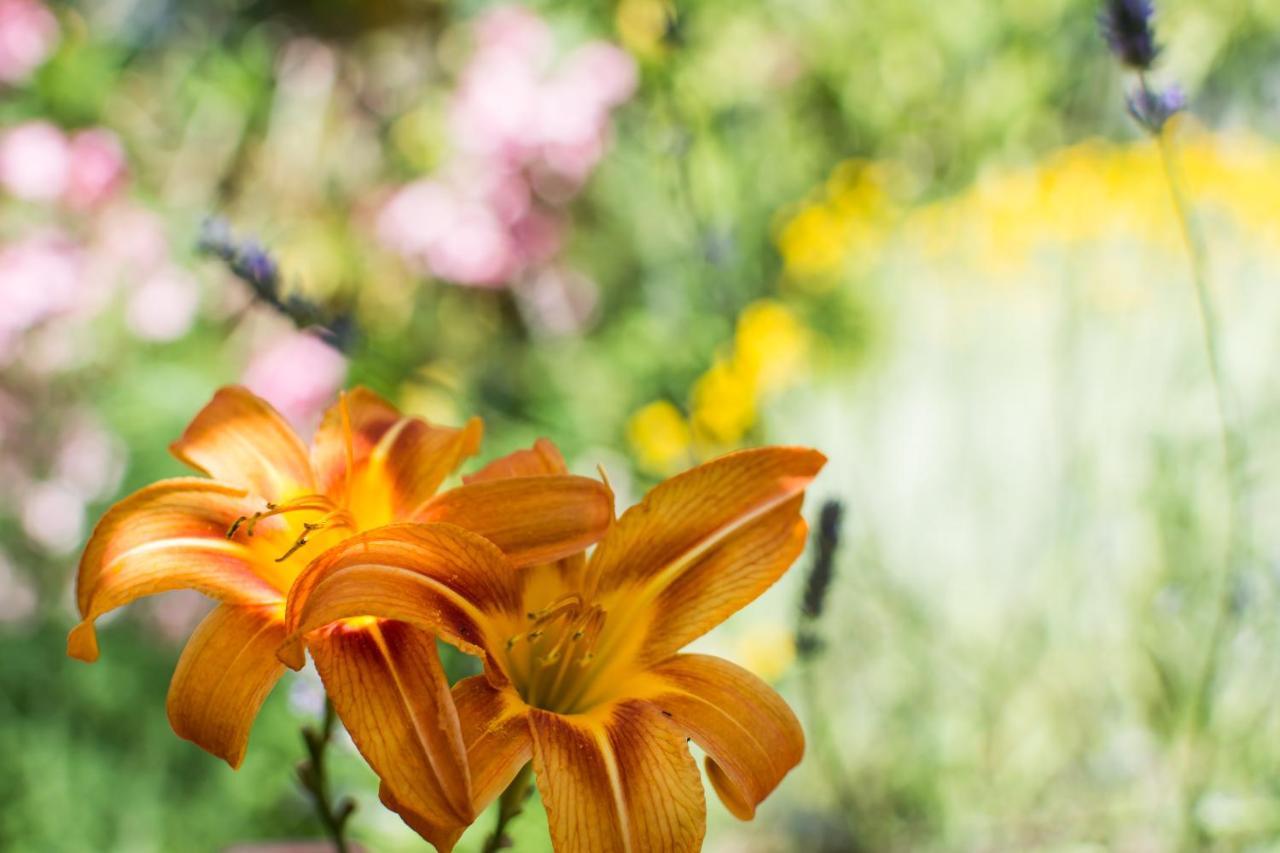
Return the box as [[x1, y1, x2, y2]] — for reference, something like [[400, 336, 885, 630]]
[[526, 594, 583, 623], [276, 521, 325, 562], [226, 515, 250, 539]]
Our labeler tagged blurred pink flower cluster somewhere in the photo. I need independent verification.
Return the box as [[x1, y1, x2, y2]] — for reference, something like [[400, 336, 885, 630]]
[[0, 121, 127, 209], [377, 5, 636, 291], [0, 0, 57, 85], [0, 120, 202, 357]]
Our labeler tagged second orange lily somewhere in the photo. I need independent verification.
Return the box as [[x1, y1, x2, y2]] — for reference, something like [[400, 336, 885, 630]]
[[280, 441, 825, 851]]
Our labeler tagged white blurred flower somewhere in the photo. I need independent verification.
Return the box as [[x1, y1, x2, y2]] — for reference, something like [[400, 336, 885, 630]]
[[0, 119, 68, 201], [53, 416, 125, 502], [20, 479, 85, 554], [126, 266, 200, 342]]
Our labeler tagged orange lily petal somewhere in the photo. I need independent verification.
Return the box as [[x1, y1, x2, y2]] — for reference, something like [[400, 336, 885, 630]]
[[279, 523, 519, 671], [311, 386, 483, 528], [379, 677, 533, 850], [589, 447, 824, 663], [416, 475, 614, 569], [452, 676, 533, 811], [633, 654, 804, 820], [529, 701, 705, 853], [310, 620, 473, 828], [378, 783, 467, 853], [165, 603, 286, 768], [169, 386, 314, 501], [70, 478, 283, 663], [463, 437, 568, 482], [311, 387, 403, 497]]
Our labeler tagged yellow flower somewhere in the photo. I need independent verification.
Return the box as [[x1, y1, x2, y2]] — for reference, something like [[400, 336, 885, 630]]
[[69, 387, 613, 777], [734, 299, 809, 395], [279, 444, 827, 851], [690, 355, 759, 446], [776, 204, 847, 278], [627, 400, 693, 474]]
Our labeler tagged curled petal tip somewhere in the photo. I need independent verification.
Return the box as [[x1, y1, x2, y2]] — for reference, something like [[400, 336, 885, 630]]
[[277, 638, 307, 671], [67, 621, 100, 662]]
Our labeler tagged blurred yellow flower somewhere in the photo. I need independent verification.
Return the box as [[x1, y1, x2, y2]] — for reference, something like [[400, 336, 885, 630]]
[[627, 399, 692, 474], [780, 127, 1280, 296], [632, 299, 811, 466], [691, 355, 759, 446], [776, 205, 847, 279], [777, 159, 899, 285], [735, 300, 809, 394]]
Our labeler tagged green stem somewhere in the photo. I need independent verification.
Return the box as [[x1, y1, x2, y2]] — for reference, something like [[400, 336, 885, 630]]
[[299, 699, 356, 853], [482, 763, 534, 853], [799, 659, 861, 845], [1156, 124, 1247, 839]]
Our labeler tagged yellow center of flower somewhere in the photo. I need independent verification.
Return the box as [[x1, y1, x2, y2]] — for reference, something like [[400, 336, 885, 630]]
[[226, 495, 358, 591], [503, 592, 614, 714]]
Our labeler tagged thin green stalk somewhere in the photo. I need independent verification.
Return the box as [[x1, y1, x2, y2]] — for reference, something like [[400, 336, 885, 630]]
[[298, 699, 357, 853], [1155, 124, 1248, 838], [482, 762, 534, 853], [799, 660, 861, 845]]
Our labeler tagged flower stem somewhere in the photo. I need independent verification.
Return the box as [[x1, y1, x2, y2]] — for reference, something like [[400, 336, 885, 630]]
[[482, 762, 534, 853], [298, 699, 357, 853], [1155, 124, 1248, 835], [799, 661, 860, 835]]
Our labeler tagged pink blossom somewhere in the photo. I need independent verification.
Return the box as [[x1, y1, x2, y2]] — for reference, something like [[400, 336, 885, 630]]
[[0, 230, 80, 357], [380, 5, 635, 292], [509, 207, 563, 267], [125, 266, 199, 342], [93, 203, 169, 274], [0, 0, 57, 86], [426, 203, 516, 285], [64, 128, 127, 209], [376, 178, 518, 286], [0, 120, 68, 201], [563, 42, 638, 109], [472, 5, 552, 65], [242, 330, 347, 435]]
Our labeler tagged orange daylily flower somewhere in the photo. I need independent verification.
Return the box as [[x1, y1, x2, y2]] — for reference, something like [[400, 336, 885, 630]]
[[68, 386, 614, 783], [279, 442, 825, 852]]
